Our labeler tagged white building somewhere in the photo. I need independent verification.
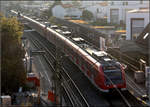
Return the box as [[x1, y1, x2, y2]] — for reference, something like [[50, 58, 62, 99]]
[[52, 5, 82, 19], [126, 9, 149, 40], [52, 5, 66, 18], [107, 1, 149, 24], [52, 1, 108, 20]]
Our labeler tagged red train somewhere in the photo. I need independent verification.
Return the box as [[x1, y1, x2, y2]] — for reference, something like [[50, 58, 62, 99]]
[[12, 10, 126, 92]]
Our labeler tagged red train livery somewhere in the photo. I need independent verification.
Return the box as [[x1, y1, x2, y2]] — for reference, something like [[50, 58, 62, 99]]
[[12, 10, 126, 92]]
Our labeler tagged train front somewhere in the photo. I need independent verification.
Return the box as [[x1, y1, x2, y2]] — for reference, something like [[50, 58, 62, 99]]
[[100, 61, 126, 91]]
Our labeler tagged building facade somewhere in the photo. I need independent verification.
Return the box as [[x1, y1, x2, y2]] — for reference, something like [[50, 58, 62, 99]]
[[107, 1, 149, 24], [126, 9, 149, 40]]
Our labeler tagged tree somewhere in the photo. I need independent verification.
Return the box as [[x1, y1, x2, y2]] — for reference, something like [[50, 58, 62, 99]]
[[81, 10, 93, 21], [0, 15, 26, 94]]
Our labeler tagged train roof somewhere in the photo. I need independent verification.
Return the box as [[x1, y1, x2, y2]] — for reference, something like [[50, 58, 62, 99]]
[[70, 37, 118, 65], [12, 10, 119, 68], [71, 37, 117, 65]]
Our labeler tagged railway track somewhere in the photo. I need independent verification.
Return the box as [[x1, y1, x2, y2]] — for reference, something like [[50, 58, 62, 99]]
[[23, 23, 145, 107], [25, 28, 90, 106], [126, 74, 146, 97]]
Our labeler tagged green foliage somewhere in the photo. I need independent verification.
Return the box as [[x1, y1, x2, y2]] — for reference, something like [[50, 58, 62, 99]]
[[81, 10, 93, 21], [49, 16, 56, 24], [90, 18, 109, 26], [90, 18, 126, 30], [0, 15, 26, 94]]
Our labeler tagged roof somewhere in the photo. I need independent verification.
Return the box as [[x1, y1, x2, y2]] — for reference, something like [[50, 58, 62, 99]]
[[128, 9, 149, 13], [136, 23, 150, 49], [115, 30, 126, 34], [69, 20, 88, 24], [91, 26, 115, 29], [99, 1, 108, 6], [62, 4, 73, 8]]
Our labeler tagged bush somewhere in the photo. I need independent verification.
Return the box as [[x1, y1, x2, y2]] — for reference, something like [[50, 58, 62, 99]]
[[81, 10, 93, 21]]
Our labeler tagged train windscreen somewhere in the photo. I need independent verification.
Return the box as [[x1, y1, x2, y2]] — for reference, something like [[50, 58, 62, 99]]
[[103, 65, 123, 85]]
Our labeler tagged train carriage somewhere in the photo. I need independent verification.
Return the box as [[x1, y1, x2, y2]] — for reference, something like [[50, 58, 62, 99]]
[[12, 10, 126, 92]]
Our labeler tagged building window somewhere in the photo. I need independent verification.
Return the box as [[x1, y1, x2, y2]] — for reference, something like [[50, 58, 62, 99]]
[[110, 9, 119, 24], [131, 18, 144, 40]]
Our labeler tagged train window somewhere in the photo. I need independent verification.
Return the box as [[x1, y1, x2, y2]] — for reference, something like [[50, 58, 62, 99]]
[[103, 65, 121, 72]]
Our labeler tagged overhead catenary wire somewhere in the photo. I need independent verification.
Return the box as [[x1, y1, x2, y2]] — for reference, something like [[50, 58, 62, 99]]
[[19, 11, 144, 105], [28, 31, 90, 107], [104, 74, 131, 107]]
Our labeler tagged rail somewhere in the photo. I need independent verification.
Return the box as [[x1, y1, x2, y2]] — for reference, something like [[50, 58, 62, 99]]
[[26, 29, 90, 107], [21, 15, 145, 106]]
